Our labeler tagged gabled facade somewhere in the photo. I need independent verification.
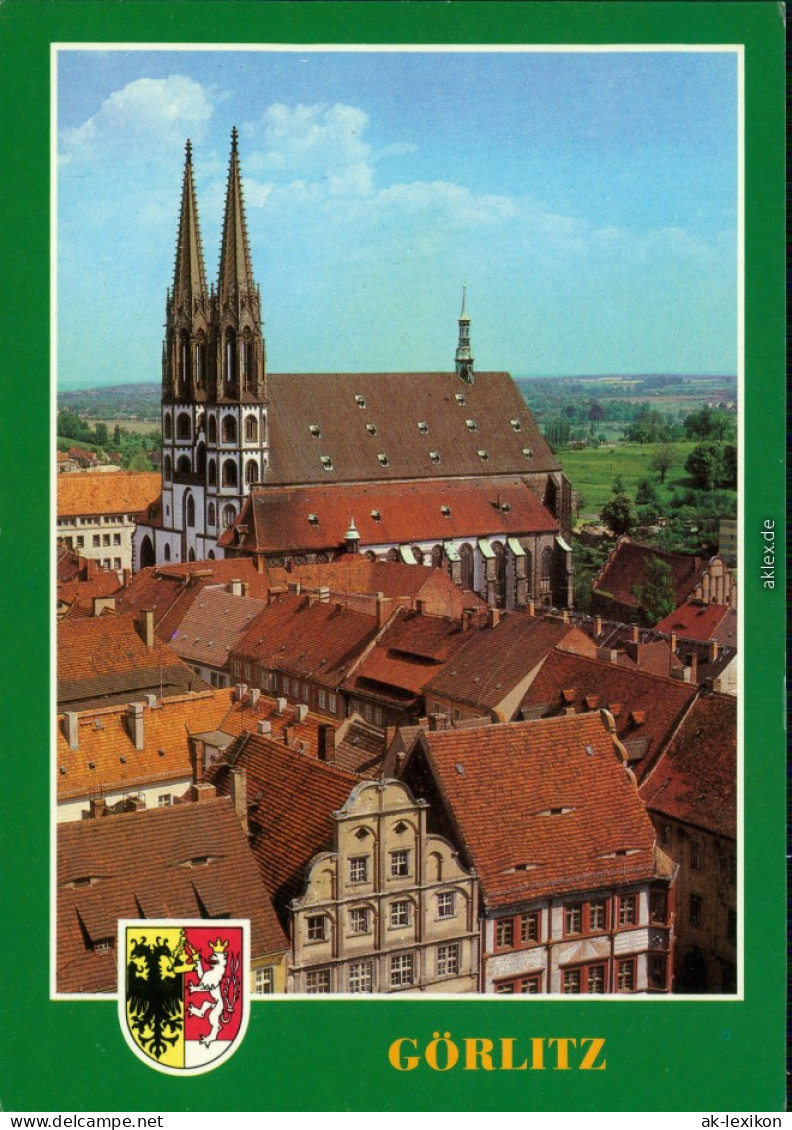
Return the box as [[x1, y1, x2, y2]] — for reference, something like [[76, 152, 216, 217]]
[[290, 778, 479, 994]]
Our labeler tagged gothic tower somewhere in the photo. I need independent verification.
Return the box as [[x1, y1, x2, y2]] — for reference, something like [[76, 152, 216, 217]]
[[454, 285, 474, 384], [155, 129, 269, 565]]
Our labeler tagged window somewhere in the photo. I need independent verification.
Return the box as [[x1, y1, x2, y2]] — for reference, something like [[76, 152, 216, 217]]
[[616, 959, 636, 992], [377, 453, 389, 466], [355, 394, 366, 408], [389, 953, 413, 988], [348, 856, 369, 884], [436, 943, 459, 977], [436, 891, 455, 919], [76, 536, 84, 548], [328, 693, 337, 713], [245, 416, 258, 442], [520, 911, 540, 943], [390, 849, 410, 878], [477, 449, 489, 461], [690, 840, 703, 870], [113, 533, 121, 545], [320, 455, 333, 471], [510, 418, 522, 431], [222, 416, 237, 443], [562, 964, 606, 994], [465, 419, 477, 432], [365, 423, 377, 436], [495, 919, 514, 949], [650, 889, 668, 924], [318, 689, 326, 710], [689, 894, 703, 927], [348, 907, 369, 935], [564, 904, 582, 935], [495, 975, 541, 994], [587, 964, 606, 993], [306, 969, 331, 994], [157, 794, 172, 807], [348, 961, 373, 994], [222, 505, 236, 529], [617, 894, 637, 927], [649, 954, 667, 990], [306, 915, 326, 942], [253, 966, 274, 995], [429, 451, 440, 464], [390, 900, 409, 928], [417, 422, 428, 435], [562, 968, 582, 994], [588, 900, 607, 931], [222, 459, 238, 488]]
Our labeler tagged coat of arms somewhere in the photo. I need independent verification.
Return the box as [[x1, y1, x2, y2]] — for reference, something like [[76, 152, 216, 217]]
[[118, 920, 249, 1075]]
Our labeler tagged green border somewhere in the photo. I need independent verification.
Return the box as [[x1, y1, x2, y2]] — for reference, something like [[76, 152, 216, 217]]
[[0, 0, 784, 1112]]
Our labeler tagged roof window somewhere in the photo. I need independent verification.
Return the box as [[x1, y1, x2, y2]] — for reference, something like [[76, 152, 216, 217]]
[[510, 419, 522, 431], [477, 449, 489, 461], [429, 451, 440, 464], [522, 448, 534, 460], [455, 393, 467, 405], [355, 394, 366, 408], [371, 509, 381, 521], [320, 455, 334, 471], [366, 423, 377, 436], [465, 419, 477, 432], [307, 513, 319, 525], [418, 422, 428, 435], [308, 424, 321, 437], [378, 453, 389, 466], [440, 505, 451, 517]]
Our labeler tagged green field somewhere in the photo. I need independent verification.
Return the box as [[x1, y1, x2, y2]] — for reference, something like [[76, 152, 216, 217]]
[[85, 418, 160, 435], [561, 440, 701, 519]]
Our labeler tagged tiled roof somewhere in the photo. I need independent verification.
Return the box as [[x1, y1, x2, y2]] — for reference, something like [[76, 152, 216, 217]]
[[232, 593, 380, 690], [56, 689, 229, 802], [425, 613, 597, 713], [57, 471, 161, 518], [592, 539, 702, 610], [212, 688, 341, 761], [58, 570, 124, 618], [219, 476, 558, 555], [653, 600, 734, 642], [57, 797, 287, 993], [519, 650, 698, 777], [343, 609, 479, 705], [413, 713, 660, 909], [333, 714, 386, 778], [58, 613, 206, 710], [208, 733, 360, 919], [264, 370, 559, 485], [639, 692, 736, 839], [168, 589, 268, 669]]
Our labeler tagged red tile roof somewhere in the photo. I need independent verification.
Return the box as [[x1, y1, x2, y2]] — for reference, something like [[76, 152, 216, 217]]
[[58, 570, 124, 618], [639, 692, 736, 839], [168, 589, 268, 669], [208, 733, 360, 917], [232, 593, 380, 690], [520, 650, 699, 776], [411, 714, 660, 909], [57, 797, 287, 992], [264, 370, 559, 485], [425, 613, 597, 714], [212, 687, 341, 761], [220, 476, 558, 555], [592, 539, 703, 611], [57, 471, 161, 518], [653, 600, 734, 642]]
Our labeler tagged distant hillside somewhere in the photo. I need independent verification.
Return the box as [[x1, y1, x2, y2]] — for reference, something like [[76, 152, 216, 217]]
[[58, 383, 160, 420]]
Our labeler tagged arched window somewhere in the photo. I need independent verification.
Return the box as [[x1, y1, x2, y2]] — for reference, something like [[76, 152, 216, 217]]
[[222, 415, 237, 444], [207, 459, 217, 487], [245, 459, 258, 485], [163, 543, 171, 563], [225, 328, 237, 386], [195, 332, 206, 388], [185, 494, 195, 528], [208, 550, 216, 560], [163, 455, 172, 482], [245, 415, 258, 442], [241, 329, 254, 391], [180, 331, 191, 387], [492, 540, 506, 607], [460, 543, 474, 591], [386, 547, 400, 563], [139, 535, 155, 569], [411, 546, 424, 565], [195, 443, 206, 476], [222, 504, 237, 529], [176, 454, 191, 475], [188, 547, 196, 562], [541, 546, 553, 578], [176, 412, 191, 440], [207, 502, 216, 527], [431, 544, 443, 569], [208, 415, 217, 443], [222, 459, 238, 488], [163, 413, 172, 440]]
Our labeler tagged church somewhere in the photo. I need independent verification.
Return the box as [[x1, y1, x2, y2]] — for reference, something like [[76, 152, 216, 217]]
[[134, 130, 574, 610]]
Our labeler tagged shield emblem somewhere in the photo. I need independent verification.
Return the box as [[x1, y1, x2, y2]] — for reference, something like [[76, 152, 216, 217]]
[[118, 919, 249, 1075]]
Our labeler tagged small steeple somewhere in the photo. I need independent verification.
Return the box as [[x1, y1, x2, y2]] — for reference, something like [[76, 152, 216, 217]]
[[455, 285, 474, 384], [172, 138, 208, 306], [345, 516, 361, 554], [217, 126, 257, 304]]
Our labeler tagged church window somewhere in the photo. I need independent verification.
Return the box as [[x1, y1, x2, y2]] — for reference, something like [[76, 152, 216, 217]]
[[459, 543, 474, 591], [411, 546, 424, 565], [377, 453, 389, 466], [186, 495, 195, 528], [195, 335, 206, 388], [241, 329, 254, 391], [222, 416, 237, 443], [195, 443, 206, 476], [245, 416, 258, 442], [180, 331, 191, 385], [163, 414, 172, 440], [176, 454, 191, 475], [245, 459, 258, 485], [207, 503, 216, 526], [207, 459, 217, 487], [431, 544, 443, 568], [541, 547, 553, 578], [222, 505, 237, 529], [208, 416, 217, 443], [222, 460, 238, 488], [163, 455, 172, 482], [176, 413, 191, 440], [188, 548, 196, 562], [225, 329, 237, 386], [164, 544, 171, 562]]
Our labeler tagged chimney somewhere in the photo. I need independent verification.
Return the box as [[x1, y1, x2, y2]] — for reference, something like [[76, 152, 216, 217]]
[[487, 607, 501, 628], [139, 610, 155, 649], [145, 693, 157, 709], [255, 555, 265, 574], [690, 652, 699, 681], [561, 610, 570, 624], [287, 580, 301, 595], [229, 579, 243, 596], [63, 712, 79, 750], [275, 696, 287, 715], [191, 781, 217, 803], [126, 702, 145, 750], [375, 593, 389, 628], [316, 586, 330, 603], [631, 624, 640, 643], [89, 796, 108, 819], [461, 609, 472, 632], [594, 616, 602, 636], [230, 767, 248, 835], [257, 719, 272, 736], [318, 723, 336, 763], [93, 596, 116, 616], [283, 725, 293, 746], [416, 599, 427, 616], [295, 703, 309, 723], [428, 713, 449, 732], [235, 683, 248, 702], [670, 632, 677, 652], [249, 688, 261, 707], [527, 600, 535, 617], [709, 640, 718, 662]]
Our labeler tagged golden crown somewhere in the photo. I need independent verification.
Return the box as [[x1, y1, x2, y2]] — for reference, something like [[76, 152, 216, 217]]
[[209, 937, 229, 953]]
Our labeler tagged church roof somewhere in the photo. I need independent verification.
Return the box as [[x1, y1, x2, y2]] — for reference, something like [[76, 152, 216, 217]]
[[171, 139, 208, 306], [263, 370, 559, 485], [217, 126, 257, 303], [57, 472, 161, 519]]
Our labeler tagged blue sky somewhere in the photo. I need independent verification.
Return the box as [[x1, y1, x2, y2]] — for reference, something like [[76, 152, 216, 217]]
[[57, 49, 738, 389]]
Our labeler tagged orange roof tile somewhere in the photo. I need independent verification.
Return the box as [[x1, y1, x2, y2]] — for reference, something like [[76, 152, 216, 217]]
[[653, 600, 733, 641], [168, 589, 268, 669], [57, 471, 161, 518], [592, 540, 702, 611]]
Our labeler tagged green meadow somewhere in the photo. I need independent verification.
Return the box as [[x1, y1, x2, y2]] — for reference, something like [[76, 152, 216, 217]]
[[561, 440, 701, 520]]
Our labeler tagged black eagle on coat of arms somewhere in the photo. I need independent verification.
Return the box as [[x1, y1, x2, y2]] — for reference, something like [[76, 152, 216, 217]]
[[126, 933, 190, 1061]]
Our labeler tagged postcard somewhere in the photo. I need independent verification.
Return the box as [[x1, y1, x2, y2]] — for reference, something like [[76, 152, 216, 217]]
[[0, 0, 785, 1115]]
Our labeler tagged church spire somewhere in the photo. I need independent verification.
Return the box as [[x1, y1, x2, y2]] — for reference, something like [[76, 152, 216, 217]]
[[217, 126, 257, 305], [172, 139, 208, 307], [455, 285, 474, 384]]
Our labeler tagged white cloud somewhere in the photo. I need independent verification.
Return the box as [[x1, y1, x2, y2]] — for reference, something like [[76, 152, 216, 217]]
[[60, 75, 214, 165]]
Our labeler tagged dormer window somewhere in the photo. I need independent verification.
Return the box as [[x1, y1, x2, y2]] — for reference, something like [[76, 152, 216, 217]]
[[371, 509, 381, 521], [418, 422, 428, 435], [366, 423, 377, 436], [429, 451, 440, 464], [355, 394, 366, 408], [308, 513, 319, 525], [320, 456, 333, 471], [477, 450, 489, 461], [378, 453, 389, 466], [522, 448, 534, 460], [440, 505, 451, 516], [465, 419, 477, 432], [510, 419, 522, 432], [309, 424, 321, 437], [455, 393, 467, 405]]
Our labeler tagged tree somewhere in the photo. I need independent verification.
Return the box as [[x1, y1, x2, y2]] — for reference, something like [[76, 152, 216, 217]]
[[635, 478, 659, 506], [600, 493, 636, 537], [127, 450, 153, 471], [685, 441, 724, 491], [649, 442, 676, 484], [94, 422, 109, 446], [722, 443, 737, 488], [612, 474, 626, 495], [632, 555, 676, 625], [684, 405, 734, 442]]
